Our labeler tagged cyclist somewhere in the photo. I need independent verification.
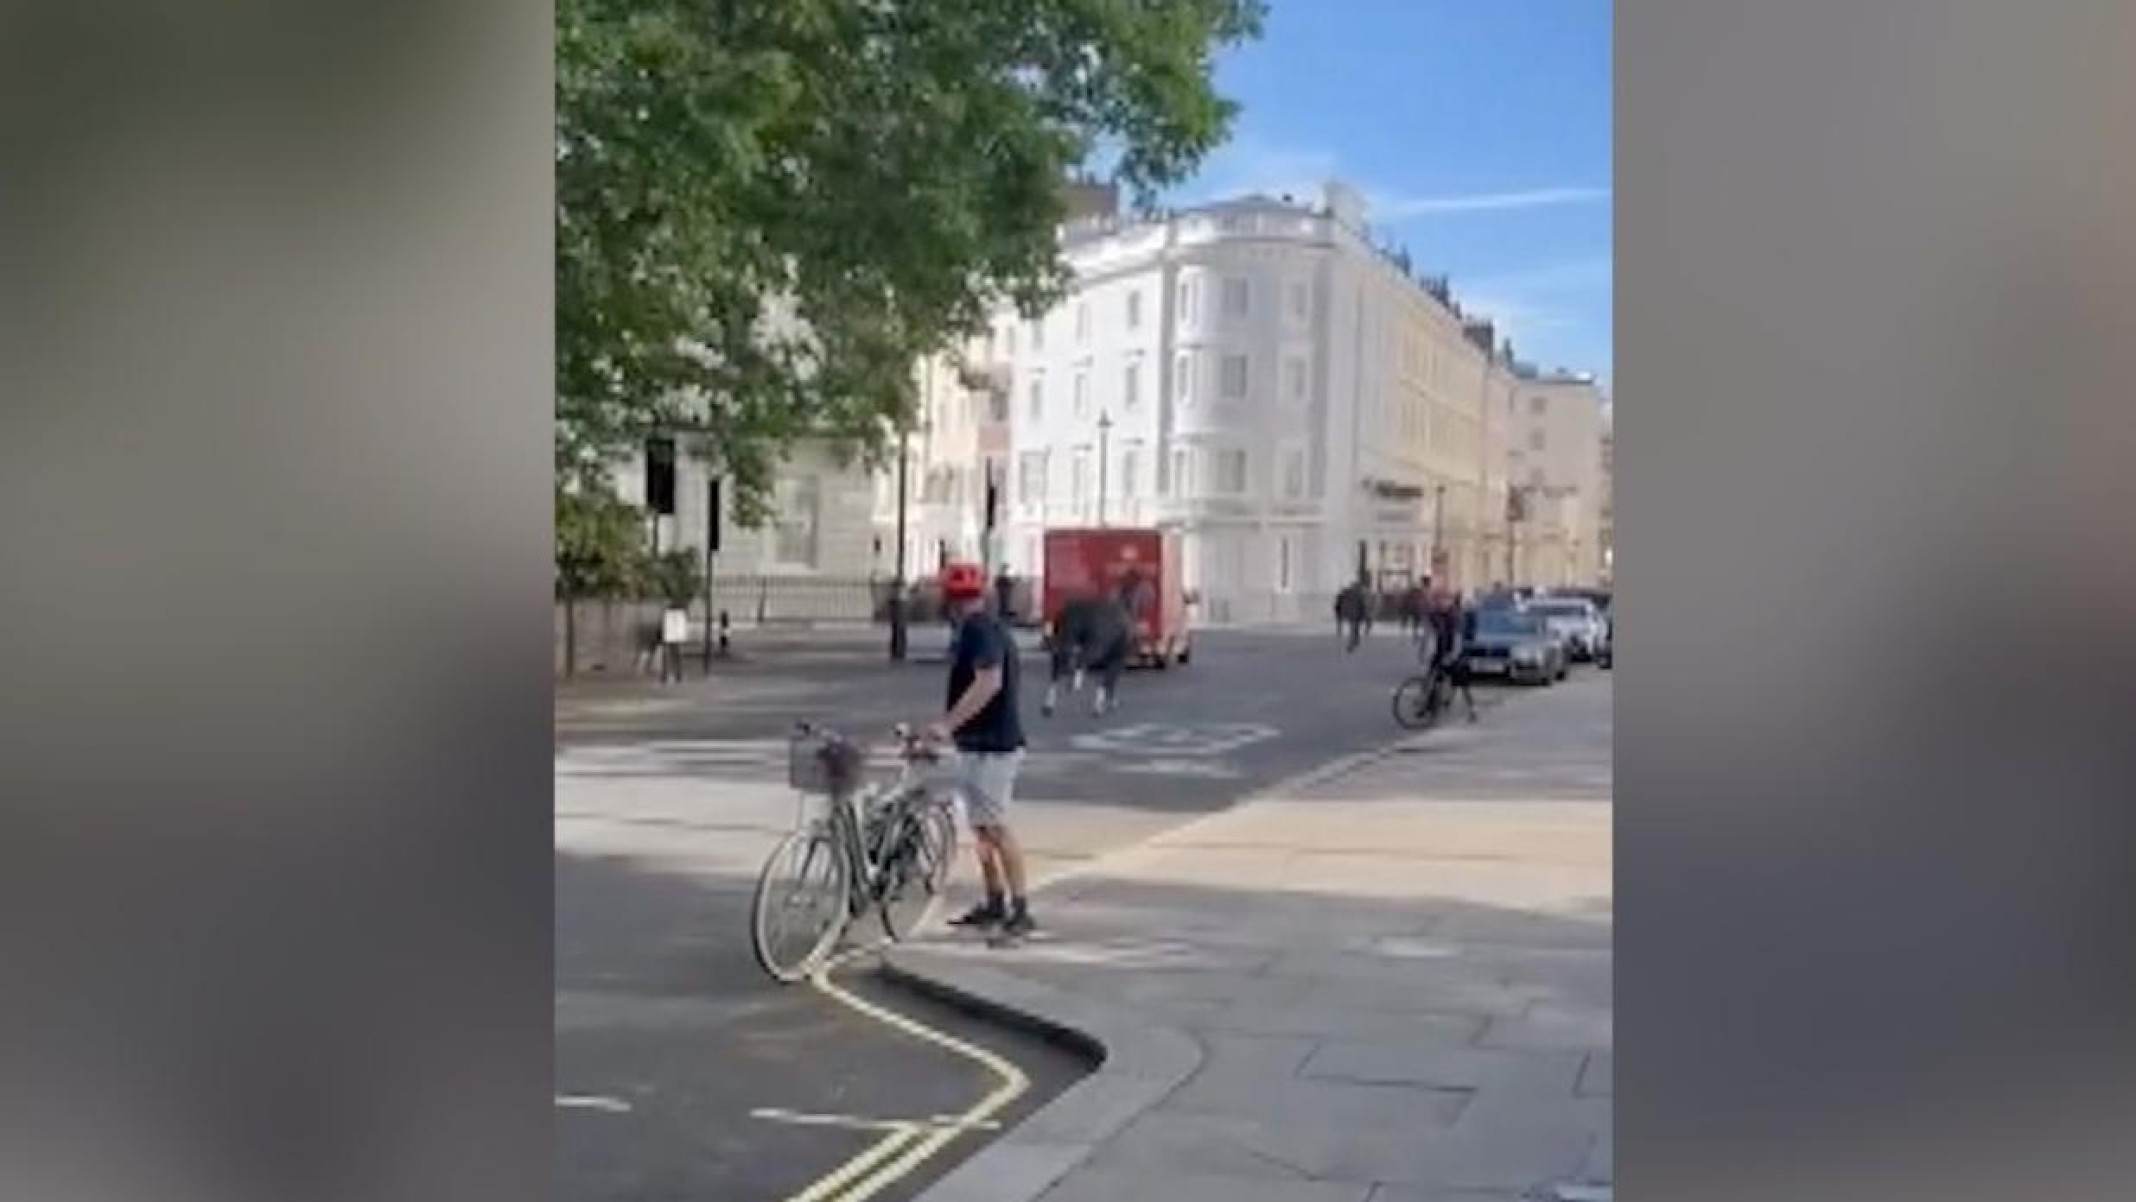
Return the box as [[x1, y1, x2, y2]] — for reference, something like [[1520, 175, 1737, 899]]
[[1424, 586, 1479, 722], [928, 562, 1035, 937]]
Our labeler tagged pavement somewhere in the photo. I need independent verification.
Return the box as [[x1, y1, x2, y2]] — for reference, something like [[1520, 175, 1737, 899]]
[[887, 671, 1614, 1202], [555, 628, 1607, 1201]]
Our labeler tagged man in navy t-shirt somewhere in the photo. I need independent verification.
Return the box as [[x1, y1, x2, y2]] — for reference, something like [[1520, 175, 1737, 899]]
[[926, 563, 1034, 936]]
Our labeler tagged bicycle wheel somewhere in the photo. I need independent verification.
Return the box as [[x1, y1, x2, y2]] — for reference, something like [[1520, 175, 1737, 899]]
[[751, 828, 850, 983], [879, 800, 956, 941], [1391, 675, 1443, 730]]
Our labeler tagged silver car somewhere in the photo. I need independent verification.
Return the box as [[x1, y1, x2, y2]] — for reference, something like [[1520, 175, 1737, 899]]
[[1528, 597, 1608, 663]]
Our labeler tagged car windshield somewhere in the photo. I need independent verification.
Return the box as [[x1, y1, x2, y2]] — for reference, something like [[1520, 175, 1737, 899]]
[[1531, 602, 1589, 617], [1476, 612, 1543, 636]]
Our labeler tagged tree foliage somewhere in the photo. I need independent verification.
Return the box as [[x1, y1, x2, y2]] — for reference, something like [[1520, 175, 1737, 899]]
[[643, 547, 706, 609], [555, 486, 647, 602], [557, 0, 1265, 523]]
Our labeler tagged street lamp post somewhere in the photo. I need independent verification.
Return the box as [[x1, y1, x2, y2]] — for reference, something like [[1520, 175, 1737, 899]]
[[889, 425, 910, 661], [1430, 482, 1446, 582], [1095, 410, 1113, 526]]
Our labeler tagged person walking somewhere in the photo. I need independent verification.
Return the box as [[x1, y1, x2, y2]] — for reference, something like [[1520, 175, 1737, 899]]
[[1335, 578, 1369, 652], [929, 562, 1035, 938]]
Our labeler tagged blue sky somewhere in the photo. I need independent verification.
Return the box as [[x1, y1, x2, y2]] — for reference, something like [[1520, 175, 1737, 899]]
[[1167, 0, 1612, 389]]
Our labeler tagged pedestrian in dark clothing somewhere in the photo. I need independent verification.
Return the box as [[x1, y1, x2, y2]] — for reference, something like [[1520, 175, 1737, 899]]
[[994, 570, 1015, 622], [1335, 582, 1369, 652]]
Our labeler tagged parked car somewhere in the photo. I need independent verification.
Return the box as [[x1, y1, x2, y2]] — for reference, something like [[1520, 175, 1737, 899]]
[[1462, 608, 1567, 686], [1527, 596, 1609, 663]]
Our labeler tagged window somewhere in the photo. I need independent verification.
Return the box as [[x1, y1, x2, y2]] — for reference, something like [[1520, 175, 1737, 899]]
[[1073, 370, 1088, 418], [1288, 281, 1308, 322], [1018, 451, 1047, 504], [1028, 378, 1043, 422], [1283, 448, 1305, 498], [1174, 353, 1194, 404], [1222, 277, 1250, 317], [1220, 354, 1249, 399], [1124, 361, 1140, 410], [1004, 325, 1017, 357], [773, 475, 820, 567], [1284, 357, 1306, 403], [1529, 428, 1546, 452], [1120, 449, 1138, 499], [1530, 394, 1548, 416], [1277, 536, 1293, 591], [1172, 447, 1193, 495], [1126, 290, 1142, 330], [1216, 449, 1248, 494], [1076, 302, 1090, 343], [1071, 450, 1089, 505], [1177, 276, 1198, 325]]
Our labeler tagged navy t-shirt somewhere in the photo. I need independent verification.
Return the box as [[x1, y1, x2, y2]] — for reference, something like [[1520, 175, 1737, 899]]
[[946, 612, 1025, 753]]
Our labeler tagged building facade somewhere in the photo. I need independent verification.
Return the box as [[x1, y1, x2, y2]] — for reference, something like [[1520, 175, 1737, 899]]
[[950, 182, 1514, 623], [606, 437, 877, 582], [865, 180, 1610, 620], [1503, 372, 1609, 588]]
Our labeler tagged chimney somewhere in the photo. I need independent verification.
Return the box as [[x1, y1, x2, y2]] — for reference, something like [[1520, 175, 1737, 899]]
[[1060, 177, 1120, 221]]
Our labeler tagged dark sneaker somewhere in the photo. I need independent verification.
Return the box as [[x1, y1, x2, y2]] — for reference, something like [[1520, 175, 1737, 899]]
[[949, 901, 1004, 929], [999, 907, 1036, 938]]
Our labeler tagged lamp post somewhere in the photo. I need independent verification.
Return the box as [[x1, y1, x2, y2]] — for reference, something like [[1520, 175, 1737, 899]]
[[1430, 482, 1446, 582], [1095, 410, 1113, 526], [889, 425, 910, 661]]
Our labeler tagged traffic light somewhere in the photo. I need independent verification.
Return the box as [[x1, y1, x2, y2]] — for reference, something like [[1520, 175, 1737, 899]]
[[645, 437, 676, 515]]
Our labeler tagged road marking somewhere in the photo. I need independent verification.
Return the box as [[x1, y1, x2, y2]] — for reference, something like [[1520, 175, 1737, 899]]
[[554, 1094, 633, 1114], [779, 964, 1030, 1202], [1069, 722, 1279, 756], [752, 1107, 1003, 1134]]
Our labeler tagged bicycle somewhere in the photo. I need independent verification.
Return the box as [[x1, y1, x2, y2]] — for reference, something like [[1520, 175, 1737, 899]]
[[1391, 660, 1455, 730], [750, 722, 960, 984]]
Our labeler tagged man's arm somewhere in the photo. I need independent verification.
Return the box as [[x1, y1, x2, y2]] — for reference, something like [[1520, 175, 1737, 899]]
[[937, 666, 1003, 737]]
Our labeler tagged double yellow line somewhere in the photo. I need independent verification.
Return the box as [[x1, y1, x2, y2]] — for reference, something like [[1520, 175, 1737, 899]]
[[776, 957, 1030, 1202]]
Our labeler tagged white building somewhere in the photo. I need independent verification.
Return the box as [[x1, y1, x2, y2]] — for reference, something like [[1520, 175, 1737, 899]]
[[961, 182, 1507, 622], [1503, 371, 1609, 588]]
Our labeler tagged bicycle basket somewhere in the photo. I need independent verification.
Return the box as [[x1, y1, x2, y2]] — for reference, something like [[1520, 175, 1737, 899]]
[[789, 730, 866, 795]]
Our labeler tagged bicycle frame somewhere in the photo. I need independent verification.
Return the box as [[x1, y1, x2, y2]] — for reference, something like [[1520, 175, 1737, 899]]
[[818, 751, 940, 918]]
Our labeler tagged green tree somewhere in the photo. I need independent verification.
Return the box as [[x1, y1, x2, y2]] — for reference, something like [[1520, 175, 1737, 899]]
[[643, 547, 706, 610], [555, 486, 649, 676], [557, 0, 1265, 521]]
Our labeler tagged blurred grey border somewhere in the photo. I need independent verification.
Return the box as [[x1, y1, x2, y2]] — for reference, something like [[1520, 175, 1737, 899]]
[[0, 2, 552, 1200], [1621, 2, 2136, 1199]]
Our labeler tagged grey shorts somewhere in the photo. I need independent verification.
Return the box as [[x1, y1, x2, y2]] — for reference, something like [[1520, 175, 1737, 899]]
[[951, 749, 1024, 829]]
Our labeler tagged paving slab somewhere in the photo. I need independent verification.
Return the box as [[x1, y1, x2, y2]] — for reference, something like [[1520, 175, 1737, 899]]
[[893, 673, 1613, 1202]]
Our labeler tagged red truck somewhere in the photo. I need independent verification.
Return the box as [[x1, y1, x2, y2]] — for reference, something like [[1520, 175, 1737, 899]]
[[1040, 527, 1192, 668]]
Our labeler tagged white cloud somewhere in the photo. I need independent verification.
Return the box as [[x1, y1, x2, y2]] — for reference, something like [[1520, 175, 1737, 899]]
[[1371, 187, 1610, 219]]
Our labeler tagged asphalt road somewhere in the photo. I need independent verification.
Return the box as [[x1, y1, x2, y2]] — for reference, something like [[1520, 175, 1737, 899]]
[[555, 626, 1595, 1201]]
